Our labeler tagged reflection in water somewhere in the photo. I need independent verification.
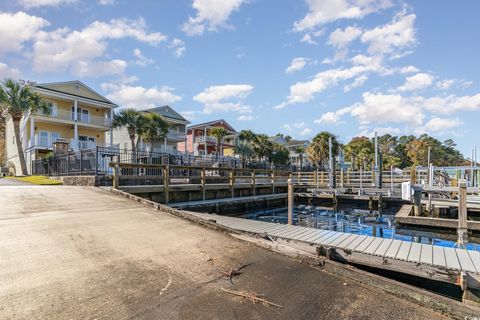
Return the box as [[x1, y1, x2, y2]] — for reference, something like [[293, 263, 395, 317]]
[[238, 204, 480, 251]]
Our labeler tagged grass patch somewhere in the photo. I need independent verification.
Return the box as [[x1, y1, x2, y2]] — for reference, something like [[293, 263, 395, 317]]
[[8, 175, 62, 185]]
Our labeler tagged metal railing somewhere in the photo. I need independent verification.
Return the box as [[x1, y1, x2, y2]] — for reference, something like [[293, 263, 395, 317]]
[[32, 146, 293, 176]]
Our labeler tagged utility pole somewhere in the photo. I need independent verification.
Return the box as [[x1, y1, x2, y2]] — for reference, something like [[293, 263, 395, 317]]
[[328, 136, 333, 188], [427, 146, 431, 167]]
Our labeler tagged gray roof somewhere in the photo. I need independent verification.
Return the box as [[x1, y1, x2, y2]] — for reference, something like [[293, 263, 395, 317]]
[[143, 105, 190, 124]]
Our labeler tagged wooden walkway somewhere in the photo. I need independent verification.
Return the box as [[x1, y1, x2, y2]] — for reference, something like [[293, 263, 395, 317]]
[[186, 211, 480, 274], [170, 193, 287, 208]]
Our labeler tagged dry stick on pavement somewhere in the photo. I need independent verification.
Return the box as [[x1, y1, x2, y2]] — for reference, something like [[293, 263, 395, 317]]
[[215, 262, 252, 284], [220, 287, 284, 309]]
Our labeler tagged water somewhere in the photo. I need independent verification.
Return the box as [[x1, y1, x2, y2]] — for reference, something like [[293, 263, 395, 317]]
[[238, 204, 480, 251]]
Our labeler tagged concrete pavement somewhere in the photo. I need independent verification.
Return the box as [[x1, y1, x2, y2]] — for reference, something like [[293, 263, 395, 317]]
[[0, 186, 451, 319]]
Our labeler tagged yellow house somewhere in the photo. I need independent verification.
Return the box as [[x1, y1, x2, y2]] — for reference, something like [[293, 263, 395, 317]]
[[5, 80, 117, 175]]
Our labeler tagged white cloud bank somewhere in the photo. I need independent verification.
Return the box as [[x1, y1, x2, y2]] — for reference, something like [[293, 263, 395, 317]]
[[193, 84, 254, 120], [101, 83, 182, 109], [182, 0, 247, 36]]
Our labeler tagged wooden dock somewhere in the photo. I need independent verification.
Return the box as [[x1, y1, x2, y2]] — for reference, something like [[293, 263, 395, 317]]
[[185, 211, 480, 274], [170, 193, 287, 209]]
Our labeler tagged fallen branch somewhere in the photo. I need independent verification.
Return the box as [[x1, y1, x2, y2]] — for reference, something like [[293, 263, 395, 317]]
[[215, 262, 252, 284], [220, 287, 284, 309]]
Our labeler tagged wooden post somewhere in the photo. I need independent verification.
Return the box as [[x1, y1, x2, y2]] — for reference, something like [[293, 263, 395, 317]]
[[201, 167, 206, 200], [251, 169, 256, 196], [340, 168, 344, 189], [112, 163, 119, 189], [230, 168, 235, 198], [458, 180, 468, 246], [163, 165, 170, 204], [288, 178, 293, 225], [413, 187, 422, 217], [410, 167, 416, 185], [271, 170, 275, 194], [359, 167, 363, 195]]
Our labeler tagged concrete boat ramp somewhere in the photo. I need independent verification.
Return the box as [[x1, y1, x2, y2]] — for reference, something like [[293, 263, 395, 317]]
[[1, 185, 479, 319]]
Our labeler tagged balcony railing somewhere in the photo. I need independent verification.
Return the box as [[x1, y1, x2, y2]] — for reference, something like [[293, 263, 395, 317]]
[[194, 135, 217, 143], [167, 129, 185, 140], [30, 134, 104, 150], [35, 109, 112, 127]]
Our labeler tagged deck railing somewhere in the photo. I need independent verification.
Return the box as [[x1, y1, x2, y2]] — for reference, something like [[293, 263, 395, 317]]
[[109, 162, 291, 203]]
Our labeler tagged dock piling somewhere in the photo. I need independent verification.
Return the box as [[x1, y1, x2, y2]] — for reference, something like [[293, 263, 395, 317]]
[[458, 180, 468, 246], [288, 178, 293, 225]]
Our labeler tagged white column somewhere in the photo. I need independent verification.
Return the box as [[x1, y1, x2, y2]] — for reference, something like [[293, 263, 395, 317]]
[[204, 127, 207, 155], [109, 109, 113, 147], [73, 100, 78, 145], [184, 128, 187, 155], [164, 137, 167, 152], [29, 116, 34, 148]]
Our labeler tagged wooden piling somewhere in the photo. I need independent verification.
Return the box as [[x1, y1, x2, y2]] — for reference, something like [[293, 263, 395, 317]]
[[251, 169, 256, 196], [163, 165, 170, 204], [112, 164, 119, 189], [287, 178, 293, 225], [271, 170, 275, 194], [230, 169, 235, 198], [201, 167, 206, 200], [458, 180, 468, 246], [413, 187, 422, 217]]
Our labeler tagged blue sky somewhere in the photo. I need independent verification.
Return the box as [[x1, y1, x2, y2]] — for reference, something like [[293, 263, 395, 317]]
[[1, 0, 480, 156]]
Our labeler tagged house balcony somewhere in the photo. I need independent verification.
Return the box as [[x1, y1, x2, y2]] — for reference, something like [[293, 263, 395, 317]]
[[166, 129, 186, 141], [29, 134, 105, 151], [34, 109, 112, 128], [194, 135, 217, 144]]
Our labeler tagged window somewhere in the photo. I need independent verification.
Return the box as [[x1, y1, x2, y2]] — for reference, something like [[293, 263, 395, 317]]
[[47, 102, 58, 117], [71, 106, 90, 122]]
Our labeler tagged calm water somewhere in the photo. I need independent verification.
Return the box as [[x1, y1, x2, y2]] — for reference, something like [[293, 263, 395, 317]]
[[238, 204, 480, 250]]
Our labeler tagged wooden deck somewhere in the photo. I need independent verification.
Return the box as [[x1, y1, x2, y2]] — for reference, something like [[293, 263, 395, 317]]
[[186, 211, 480, 274]]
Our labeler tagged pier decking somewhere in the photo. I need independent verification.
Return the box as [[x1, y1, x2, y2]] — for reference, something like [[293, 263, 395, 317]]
[[186, 211, 480, 274]]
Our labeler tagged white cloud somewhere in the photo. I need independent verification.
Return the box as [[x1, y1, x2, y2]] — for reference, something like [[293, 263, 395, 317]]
[[328, 25, 362, 48], [361, 11, 416, 58], [293, 0, 392, 32], [0, 62, 21, 79], [399, 65, 419, 74], [285, 57, 311, 74], [32, 17, 166, 76], [423, 94, 480, 114], [133, 48, 154, 66], [436, 79, 455, 90], [179, 110, 198, 121], [299, 127, 312, 136], [313, 111, 342, 124], [0, 11, 49, 56], [101, 83, 182, 109], [275, 61, 387, 108], [425, 117, 463, 132], [98, 0, 115, 5], [193, 84, 253, 115], [344, 75, 368, 92], [182, 0, 247, 36], [397, 73, 434, 91], [169, 38, 186, 58], [17, 0, 77, 8], [358, 126, 401, 137], [347, 92, 424, 126], [238, 115, 253, 121]]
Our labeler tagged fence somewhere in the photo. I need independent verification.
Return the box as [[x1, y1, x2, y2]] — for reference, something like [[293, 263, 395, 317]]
[[32, 146, 292, 176], [109, 162, 291, 203]]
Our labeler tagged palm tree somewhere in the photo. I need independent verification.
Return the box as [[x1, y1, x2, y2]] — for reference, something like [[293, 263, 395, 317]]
[[234, 141, 254, 168], [0, 79, 50, 175], [306, 131, 339, 169], [252, 134, 273, 162], [209, 127, 228, 157], [140, 113, 169, 147], [238, 129, 256, 143], [112, 109, 142, 151]]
